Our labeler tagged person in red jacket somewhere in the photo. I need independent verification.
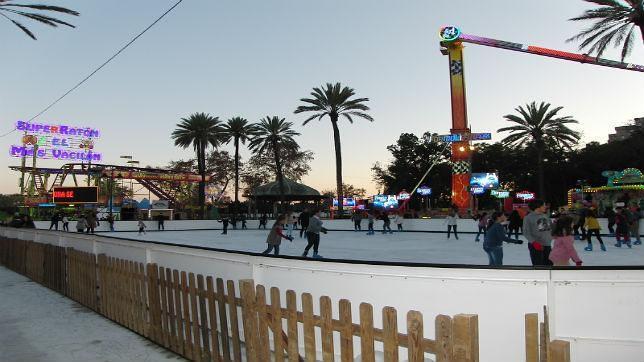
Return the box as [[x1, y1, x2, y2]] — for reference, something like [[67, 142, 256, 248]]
[[262, 215, 293, 256], [549, 216, 582, 267]]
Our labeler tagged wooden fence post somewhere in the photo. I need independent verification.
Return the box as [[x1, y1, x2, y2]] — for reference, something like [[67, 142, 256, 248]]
[[240, 279, 259, 362], [548, 340, 570, 362], [359, 303, 375, 362], [407, 310, 424, 362], [435, 315, 454, 362], [453, 314, 479, 362], [525, 313, 539, 362], [382, 306, 399, 362], [147, 263, 162, 345]]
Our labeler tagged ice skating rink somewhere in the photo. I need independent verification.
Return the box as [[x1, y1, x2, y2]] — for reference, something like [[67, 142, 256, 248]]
[[107, 228, 644, 266]]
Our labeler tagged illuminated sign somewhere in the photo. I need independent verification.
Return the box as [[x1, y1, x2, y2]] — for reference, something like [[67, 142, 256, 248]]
[[431, 132, 492, 143], [470, 173, 499, 189], [470, 186, 486, 195], [373, 195, 398, 209], [53, 186, 98, 204], [417, 186, 432, 196], [332, 198, 356, 207], [516, 191, 535, 201], [439, 26, 461, 42], [397, 190, 411, 200], [491, 190, 510, 198], [9, 121, 101, 161]]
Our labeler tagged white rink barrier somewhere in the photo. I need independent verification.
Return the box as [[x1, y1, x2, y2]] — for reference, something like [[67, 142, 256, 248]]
[[2, 227, 644, 362], [34, 217, 635, 234]]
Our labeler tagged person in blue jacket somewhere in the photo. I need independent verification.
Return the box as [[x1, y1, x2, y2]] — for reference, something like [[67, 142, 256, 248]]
[[483, 211, 523, 266]]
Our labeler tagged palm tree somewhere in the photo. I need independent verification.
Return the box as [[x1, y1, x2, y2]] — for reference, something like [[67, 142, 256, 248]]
[[172, 113, 223, 219], [0, 1, 79, 40], [567, 0, 644, 61], [248, 116, 300, 213], [497, 102, 580, 199], [221, 117, 256, 218], [294, 82, 373, 215]]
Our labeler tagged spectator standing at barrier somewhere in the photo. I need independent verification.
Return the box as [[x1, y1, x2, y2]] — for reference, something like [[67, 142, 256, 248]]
[[366, 212, 375, 235], [444, 210, 459, 240], [605, 206, 616, 235], [474, 212, 489, 242], [262, 214, 293, 256], [61, 215, 69, 232], [76, 215, 87, 233], [394, 212, 404, 231], [303, 209, 327, 258], [49, 212, 59, 231], [614, 207, 632, 248], [523, 199, 553, 266], [483, 211, 523, 266], [549, 216, 582, 267], [507, 210, 522, 239], [351, 211, 363, 231], [584, 209, 605, 251], [259, 214, 268, 229], [298, 209, 311, 238]]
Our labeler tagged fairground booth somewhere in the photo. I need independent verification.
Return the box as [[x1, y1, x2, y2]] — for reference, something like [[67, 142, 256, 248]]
[[568, 168, 644, 213], [248, 178, 325, 216]]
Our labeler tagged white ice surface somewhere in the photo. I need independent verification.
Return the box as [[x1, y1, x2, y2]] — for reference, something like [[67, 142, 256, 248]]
[[104, 227, 643, 266]]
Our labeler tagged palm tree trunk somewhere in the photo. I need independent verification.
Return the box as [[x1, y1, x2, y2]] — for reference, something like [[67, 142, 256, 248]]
[[234, 137, 240, 218], [273, 140, 286, 214], [198, 145, 206, 219], [537, 145, 545, 200], [331, 117, 344, 215]]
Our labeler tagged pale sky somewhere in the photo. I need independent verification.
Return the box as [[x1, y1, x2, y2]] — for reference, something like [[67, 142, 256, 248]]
[[1, 0, 642, 196]]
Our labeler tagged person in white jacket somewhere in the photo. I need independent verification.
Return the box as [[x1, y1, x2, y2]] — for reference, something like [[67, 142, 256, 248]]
[[394, 212, 404, 231], [444, 210, 459, 240]]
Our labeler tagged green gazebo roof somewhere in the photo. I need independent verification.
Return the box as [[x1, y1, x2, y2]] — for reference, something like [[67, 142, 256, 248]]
[[250, 178, 324, 201]]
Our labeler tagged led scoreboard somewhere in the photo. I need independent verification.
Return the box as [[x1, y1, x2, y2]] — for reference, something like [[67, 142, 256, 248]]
[[52, 186, 99, 204]]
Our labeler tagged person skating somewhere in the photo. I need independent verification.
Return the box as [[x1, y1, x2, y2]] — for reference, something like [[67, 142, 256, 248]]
[[366, 212, 375, 235], [483, 212, 523, 266], [137, 218, 147, 235], [572, 208, 587, 240], [303, 209, 327, 258], [219, 217, 230, 235], [381, 212, 393, 234], [49, 213, 60, 231], [549, 216, 583, 267], [75, 215, 87, 233], [614, 207, 632, 248], [241, 214, 247, 230], [86, 212, 98, 234], [584, 209, 606, 251], [61, 215, 69, 232], [523, 199, 553, 266], [106, 214, 115, 232], [604, 206, 616, 235], [156, 214, 165, 231], [262, 215, 293, 256], [285, 212, 294, 238], [394, 212, 404, 232], [259, 214, 268, 229], [444, 210, 459, 240], [351, 211, 363, 231], [230, 216, 238, 230], [298, 209, 311, 238], [629, 207, 642, 245], [507, 210, 522, 239], [474, 212, 489, 242]]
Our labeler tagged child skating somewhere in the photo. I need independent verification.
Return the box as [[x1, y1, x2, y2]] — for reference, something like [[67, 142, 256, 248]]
[[584, 209, 606, 251], [614, 207, 632, 248], [549, 216, 583, 266], [366, 212, 375, 235], [137, 218, 147, 235], [262, 215, 293, 256], [394, 212, 404, 232], [381, 212, 393, 234]]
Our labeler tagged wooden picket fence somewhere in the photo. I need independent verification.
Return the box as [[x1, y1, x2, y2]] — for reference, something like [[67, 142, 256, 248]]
[[525, 307, 570, 362], [0, 236, 571, 362]]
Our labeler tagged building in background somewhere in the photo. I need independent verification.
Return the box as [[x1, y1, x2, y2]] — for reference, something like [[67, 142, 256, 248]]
[[608, 117, 644, 143]]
